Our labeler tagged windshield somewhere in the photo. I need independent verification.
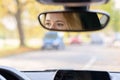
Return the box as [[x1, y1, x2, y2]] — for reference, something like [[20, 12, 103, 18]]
[[0, 0, 120, 72]]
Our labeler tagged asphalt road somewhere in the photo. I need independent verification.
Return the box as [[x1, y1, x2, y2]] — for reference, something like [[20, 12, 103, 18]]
[[0, 44, 120, 71]]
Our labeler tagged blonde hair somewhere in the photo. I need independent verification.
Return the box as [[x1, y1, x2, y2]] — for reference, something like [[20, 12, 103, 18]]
[[62, 12, 83, 30]]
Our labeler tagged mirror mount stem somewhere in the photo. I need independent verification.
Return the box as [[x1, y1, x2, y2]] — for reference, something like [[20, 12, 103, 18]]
[[64, 6, 89, 11]]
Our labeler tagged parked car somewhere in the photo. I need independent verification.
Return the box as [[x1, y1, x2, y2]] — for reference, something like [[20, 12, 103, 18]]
[[69, 35, 82, 44], [90, 34, 104, 45], [112, 32, 120, 47], [42, 31, 65, 50]]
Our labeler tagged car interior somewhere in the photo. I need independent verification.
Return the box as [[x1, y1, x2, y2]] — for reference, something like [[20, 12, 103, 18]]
[[0, 0, 120, 80]]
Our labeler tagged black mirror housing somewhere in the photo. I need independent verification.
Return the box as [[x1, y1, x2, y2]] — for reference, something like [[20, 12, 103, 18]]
[[36, 0, 109, 6]]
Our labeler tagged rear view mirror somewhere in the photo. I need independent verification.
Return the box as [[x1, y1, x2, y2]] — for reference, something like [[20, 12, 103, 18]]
[[38, 11, 110, 32], [37, 0, 109, 6]]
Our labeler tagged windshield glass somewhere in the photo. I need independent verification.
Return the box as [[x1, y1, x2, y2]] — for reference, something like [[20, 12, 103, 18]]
[[0, 0, 120, 72]]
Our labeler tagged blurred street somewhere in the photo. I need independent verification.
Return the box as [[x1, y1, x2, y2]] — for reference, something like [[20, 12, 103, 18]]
[[0, 44, 120, 71]]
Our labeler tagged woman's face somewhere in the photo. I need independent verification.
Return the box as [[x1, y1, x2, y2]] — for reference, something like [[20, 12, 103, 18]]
[[45, 13, 69, 30]]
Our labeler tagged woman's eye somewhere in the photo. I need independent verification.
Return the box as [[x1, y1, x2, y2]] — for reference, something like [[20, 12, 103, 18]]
[[57, 23, 64, 27], [45, 22, 51, 27]]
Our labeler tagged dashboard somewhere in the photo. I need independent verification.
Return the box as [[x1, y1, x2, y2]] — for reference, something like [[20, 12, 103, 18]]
[[0, 66, 120, 80], [24, 71, 120, 80]]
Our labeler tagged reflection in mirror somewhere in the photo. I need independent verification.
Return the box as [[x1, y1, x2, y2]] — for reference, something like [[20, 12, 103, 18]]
[[38, 11, 109, 31]]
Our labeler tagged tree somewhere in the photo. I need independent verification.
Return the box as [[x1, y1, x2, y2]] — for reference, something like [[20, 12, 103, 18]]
[[0, 0, 25, 46], [15, 0, 25, 46], [0, 0, 63, 47]]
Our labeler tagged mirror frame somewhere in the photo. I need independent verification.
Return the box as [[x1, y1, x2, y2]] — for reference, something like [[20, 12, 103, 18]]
[[38, 10, 110, 32], [37, 0, 109, 6]]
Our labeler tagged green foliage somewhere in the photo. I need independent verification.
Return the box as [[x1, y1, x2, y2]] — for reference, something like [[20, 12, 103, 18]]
[[99, 0, 120, 32], [112, 10, 120, 32], [91, 0, 120, 32]]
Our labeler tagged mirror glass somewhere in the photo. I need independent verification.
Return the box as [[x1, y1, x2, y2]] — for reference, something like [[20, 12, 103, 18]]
[[38, 11, 109, 32]]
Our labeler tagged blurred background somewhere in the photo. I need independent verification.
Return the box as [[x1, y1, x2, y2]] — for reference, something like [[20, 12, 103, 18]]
[[0, 0, 120, 71]]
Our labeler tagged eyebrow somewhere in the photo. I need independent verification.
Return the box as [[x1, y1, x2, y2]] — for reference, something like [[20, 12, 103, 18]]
[[45, 20, 50, 22], [45, 20, 65, 23], [56, 20, 64, 23]]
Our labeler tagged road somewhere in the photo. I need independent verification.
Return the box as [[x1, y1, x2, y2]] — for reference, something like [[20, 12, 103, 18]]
[[0, 44, 120, 71]]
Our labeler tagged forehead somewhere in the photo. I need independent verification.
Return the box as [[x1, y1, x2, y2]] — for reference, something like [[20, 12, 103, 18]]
[[46, 13, 65, 20]]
